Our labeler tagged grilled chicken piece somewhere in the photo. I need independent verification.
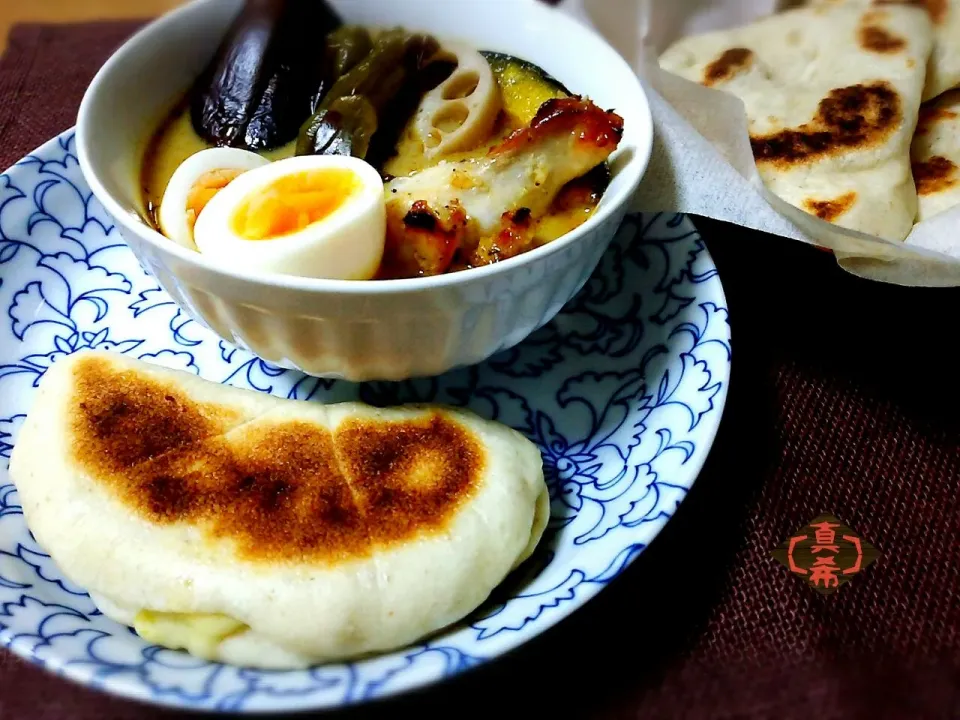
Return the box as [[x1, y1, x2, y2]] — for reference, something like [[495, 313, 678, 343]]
[[381, 97, 624, 278]]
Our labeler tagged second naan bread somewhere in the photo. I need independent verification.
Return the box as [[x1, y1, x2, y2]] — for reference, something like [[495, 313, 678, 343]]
[[659, 3, 933, 240], [910, 90, 960, 221], [812, 0, 960, 102]]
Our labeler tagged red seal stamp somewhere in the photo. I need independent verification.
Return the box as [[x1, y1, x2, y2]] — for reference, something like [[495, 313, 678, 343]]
[[771, 514, 880, 594]]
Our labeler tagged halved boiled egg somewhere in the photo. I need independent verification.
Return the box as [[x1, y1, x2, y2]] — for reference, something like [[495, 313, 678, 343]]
[[158, 147, 270, 250], [192, 155, 386, 281]]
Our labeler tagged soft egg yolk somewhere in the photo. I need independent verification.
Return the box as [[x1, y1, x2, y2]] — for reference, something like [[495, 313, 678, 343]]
[[186, 168, 246, 232], [230, 169, 361, 241]]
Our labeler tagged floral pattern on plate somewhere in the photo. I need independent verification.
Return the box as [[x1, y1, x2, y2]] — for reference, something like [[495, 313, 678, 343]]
[[0, 131, 730, 713]]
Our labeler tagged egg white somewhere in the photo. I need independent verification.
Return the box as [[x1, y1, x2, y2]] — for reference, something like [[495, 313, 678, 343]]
[[158, 147, 270, 251], [192, 155, 387, 281]]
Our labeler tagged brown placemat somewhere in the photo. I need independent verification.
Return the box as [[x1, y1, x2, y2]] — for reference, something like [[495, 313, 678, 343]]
[[0, 19, 958, 720]]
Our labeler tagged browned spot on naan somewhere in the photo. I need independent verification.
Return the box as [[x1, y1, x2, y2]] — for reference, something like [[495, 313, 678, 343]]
[[750, 82, 901, 168], [335, 416, 485, 542], [71, 355, 242, 473], [859, 25, 907, 53], [913, 155, 959, 194], [875, 0, 947, 24], [915, 105, 958, 136], [68, 355, 486, 564], [703, 48, 754, 86], [863, 8, 891, 21], [803, 192, 858, 221]]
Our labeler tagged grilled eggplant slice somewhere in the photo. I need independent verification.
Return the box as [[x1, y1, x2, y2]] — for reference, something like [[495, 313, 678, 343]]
[[190, 0, 343, 152]]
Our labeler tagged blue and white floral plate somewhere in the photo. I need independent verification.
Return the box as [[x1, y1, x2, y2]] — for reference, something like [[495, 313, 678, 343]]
[[0, 131, 731, 713]]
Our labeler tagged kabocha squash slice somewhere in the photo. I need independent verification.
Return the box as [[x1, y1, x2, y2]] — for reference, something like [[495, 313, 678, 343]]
[[481, 52, 570, 127]]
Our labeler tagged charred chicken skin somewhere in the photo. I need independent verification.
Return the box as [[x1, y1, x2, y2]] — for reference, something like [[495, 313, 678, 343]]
[[381, 96, 624, 278]]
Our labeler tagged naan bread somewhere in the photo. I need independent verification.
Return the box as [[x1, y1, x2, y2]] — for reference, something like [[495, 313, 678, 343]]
[[659, 3, 934, 240], [811, 0, 960, 101], [910, 90, 960, 221], [8, 350, 549, 669]]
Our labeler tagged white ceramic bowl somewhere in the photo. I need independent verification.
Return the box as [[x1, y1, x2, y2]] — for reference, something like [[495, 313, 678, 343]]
[[76, 0, 653, 382]]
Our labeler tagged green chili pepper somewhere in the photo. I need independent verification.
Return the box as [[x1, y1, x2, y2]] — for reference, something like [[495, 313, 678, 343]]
[[296, 96, 378, 158], [298, 28, 445, 162]]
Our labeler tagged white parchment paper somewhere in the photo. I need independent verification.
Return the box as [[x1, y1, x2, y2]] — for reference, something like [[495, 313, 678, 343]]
[[556, 0, 960, 286]]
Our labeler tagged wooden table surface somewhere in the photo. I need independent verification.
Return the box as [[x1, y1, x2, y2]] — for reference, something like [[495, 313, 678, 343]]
[[0, 0, 186, 52]]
